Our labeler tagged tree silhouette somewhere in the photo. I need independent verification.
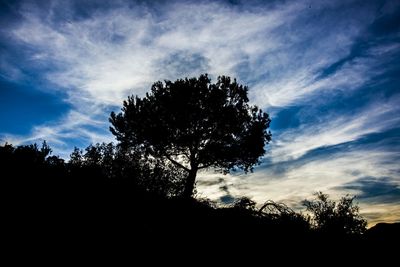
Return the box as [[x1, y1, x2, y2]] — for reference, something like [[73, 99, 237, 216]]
[[303, 192, 367, 235], [7, 141, 400, 246], [110, 74, 272, 198], [69, 147, 83, 167], [66, 141, 186, 196]]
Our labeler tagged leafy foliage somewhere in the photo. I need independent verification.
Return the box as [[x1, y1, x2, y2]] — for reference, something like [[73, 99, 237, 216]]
[[303, 192, 367, 235], [110, 74, 271, 197], [233, 196, 257, 211], [67, 142, 186, 197]]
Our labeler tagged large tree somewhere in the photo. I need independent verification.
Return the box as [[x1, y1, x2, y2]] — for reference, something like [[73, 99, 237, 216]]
[[110, 74, 271, 198]]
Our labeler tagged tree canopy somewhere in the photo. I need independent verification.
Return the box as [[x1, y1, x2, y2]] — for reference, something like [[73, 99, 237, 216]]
[[110, 74, 271, 198], [303, 192, 367, 235]]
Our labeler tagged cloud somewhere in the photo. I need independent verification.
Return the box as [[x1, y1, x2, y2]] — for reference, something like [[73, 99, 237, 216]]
[[6, 0, 299, 106], [197, 144, 400, 225], [0, 55, 26, 81], [6, 0, 387, 109], [269, 94, 400, 162], [360, 204, 400, 226], [1, 109, 113, 158], [1, 1, 384, 142], [336, 176, 400, 204]]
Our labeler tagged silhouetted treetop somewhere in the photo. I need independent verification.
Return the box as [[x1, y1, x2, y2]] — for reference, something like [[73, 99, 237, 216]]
[[110, 74, 272, 198], [303, 192, 367, 235]]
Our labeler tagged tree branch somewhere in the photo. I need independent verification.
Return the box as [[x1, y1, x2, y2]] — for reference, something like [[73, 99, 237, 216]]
[[198, 162, 214, 169], [147, 148, 190, 172], [165, 155, 190, 172]]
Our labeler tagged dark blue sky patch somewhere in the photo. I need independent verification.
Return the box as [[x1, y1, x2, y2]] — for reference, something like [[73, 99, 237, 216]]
[[270, 105, 303, 131], [0, 34, 67, 89], [354, 128, 400, 148], [367, 55, 400, 97], [0, 78, 70, 134], [0, 1, 24, 29], [219, 194, 235, 205], [370, 4, 400, 36]]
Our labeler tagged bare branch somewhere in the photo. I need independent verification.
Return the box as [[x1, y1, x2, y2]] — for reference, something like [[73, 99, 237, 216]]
[[165, 155, 190, 172]]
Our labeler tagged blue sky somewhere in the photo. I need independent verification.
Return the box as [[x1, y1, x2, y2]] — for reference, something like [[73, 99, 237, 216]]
[[0, 0, 399, 225]]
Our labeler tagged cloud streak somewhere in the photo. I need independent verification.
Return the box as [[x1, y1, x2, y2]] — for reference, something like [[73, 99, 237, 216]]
[[270, 94, 400, 162], [198, 143, 400, 225], [7, 0, 385, 108], [1, 108, 113, 158]]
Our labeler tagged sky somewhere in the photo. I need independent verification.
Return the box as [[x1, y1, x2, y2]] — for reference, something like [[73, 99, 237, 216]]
[[0, 0, 399, 226]]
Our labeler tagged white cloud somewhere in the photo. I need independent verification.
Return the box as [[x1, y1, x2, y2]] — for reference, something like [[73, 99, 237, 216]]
[[361, 203, 400, 226], [270, 95, 400, 162], [9, 0, 379, 109], [197, 147, 400, 225], [1, 109, 113, 159]]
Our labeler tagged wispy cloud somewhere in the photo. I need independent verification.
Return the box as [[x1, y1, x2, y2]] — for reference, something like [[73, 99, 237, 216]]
[[1, 109, 113, 158], [337, 176, 400, 204], [3, 0, 386, 143], [7, 0, 384, 108], [198, 145, 400, 225], [7, 1, 307, 105], [270, 95, 400, 162]]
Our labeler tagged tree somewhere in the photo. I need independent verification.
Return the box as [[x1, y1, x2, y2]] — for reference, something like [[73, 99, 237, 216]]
[[84, 144, 103, 167], [303, 192, 367, 235], [13, 141, 52, 165], [110, 74, 271, 198], [69, 147, 83, 167]]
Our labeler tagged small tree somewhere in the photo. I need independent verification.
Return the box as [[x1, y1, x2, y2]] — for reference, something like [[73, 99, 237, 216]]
[[84, 144, 103, 167], [303, 192, 367, 235], [13, 141, 52, 165], [69, 147, 83, 167], [110, 74, 271, 198]]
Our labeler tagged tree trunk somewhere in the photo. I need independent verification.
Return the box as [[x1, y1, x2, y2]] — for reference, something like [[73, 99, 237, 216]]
[[183, 167, 197, 199]]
